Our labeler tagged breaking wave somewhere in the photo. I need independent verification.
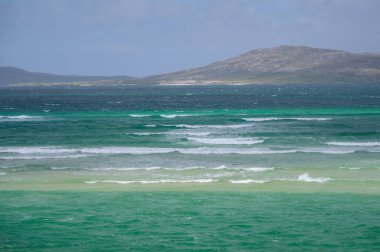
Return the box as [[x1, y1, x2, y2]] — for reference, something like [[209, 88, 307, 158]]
[[158, 124, 254, 129], [242, 117, 331, 122], [326, 142, 380, 147], [2, 145, 376, 160], [129, 114, 151, 118], [85, 179, 216, 184], [297, 173, 331, 183], [0, 115, 45, 121], [187, 137, 264, 145], [82, 166, 274, 172], [160, 114, 193, 118], [229, 179, 268, 184]]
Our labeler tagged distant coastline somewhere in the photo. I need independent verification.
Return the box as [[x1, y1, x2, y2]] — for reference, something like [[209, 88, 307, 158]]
[[2, 45, 380, 86]]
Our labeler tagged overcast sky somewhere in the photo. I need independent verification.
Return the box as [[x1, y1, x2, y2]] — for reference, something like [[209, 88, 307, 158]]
[[1, 0, 380, 77]]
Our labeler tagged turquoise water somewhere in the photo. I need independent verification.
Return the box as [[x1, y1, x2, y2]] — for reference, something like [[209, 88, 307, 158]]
[[1, 84, 380, 250], [1, 192, 380, 251]]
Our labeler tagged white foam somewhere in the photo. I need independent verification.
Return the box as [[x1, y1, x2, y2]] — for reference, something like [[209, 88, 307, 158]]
[[129, 114, 151, 117], [242, 117, 331, 122], [178, 147, 297, 155], [339, 167, 362, 170], [0, 172, 6, 176], [50, 166, 73, 170], [0, 146, 295, 156], [242, 167, 274, 172], [299, 148, 356, 154], [160, 114, 192, 118], [79, 147, 175, 154], [210, 166, 273, 172], [85, 179, 216, 184], [167, 124, 255, 129], [292, 117, 331, 121], [127, 132, 164, 136], [297, 173, 330, 183], [211, 165, 228, 170], [326, 142, 380, 147], [83, 165, 274, 172], [0, 115, 44, 121], [242, 117, 281, 122], [144, 124, 157, 127], [2, 146, 371, 159], [0, 147, 75, 154], [166, 132, 213, 136], [187, 137, 264, 145], [229, 179, 268, 184], [85, 167, 162, 171], [1, 154, 89, 160]]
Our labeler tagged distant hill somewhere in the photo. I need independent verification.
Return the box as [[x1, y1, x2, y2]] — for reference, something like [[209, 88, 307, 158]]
[[2, 46, 380, 86], [0, 66, 135, 85], [147, 45, 380, 84]]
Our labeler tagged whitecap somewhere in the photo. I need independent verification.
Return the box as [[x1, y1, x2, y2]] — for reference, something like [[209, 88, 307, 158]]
[[79, 147, 175, 155], [166, 124, 255, 129], [339, 167, 362, 170], [2, 146, 370, 159], [326, 142, 380, 147], [1, 154, 89, 160], [0, 146, 295, 157], [85, 179, 216, 184], [166, 132, 213, 136], [242, 167, 274, 172], [0, 147, 75, 154], [211, 165, 228, 170], [229, 179, 268, 184], [242, 117, 331, 122], [85, 167, 162, 171], [177, 147, 297, 155], [297, 173, 330, 183], [210, 166, 273, 172], [126, 132, 164, 136], [0, 115, 44, 121], [242, 117, 282, 122], [83, 165, 274, 172], [187, 137, 264, 145], [160, 114, 192, 118], [298, 148, 356, 154], [50, 166, 73, 170], [0, 172, 6, 176], [129, 114, 151, 118]]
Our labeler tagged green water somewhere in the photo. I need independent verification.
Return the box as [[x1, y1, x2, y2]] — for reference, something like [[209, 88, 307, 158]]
[[1, 191, 380, 251], [1, 84, 380, 250]]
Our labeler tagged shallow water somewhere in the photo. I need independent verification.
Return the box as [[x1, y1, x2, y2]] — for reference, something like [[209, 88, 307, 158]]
[[1, 191, 380, 251]]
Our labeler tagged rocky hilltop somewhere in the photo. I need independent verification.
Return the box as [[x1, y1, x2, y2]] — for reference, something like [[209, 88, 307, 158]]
[[148, 45, 380, 84]]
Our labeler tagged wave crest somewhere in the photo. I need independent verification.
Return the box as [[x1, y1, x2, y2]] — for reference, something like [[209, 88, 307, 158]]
[[242, 117, 331, 122], [297, 173, 330, 183], [187, 137, 264, 145], [326, 142, 380, 147]]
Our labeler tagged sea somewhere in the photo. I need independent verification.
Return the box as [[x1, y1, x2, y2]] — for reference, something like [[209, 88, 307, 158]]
[[1, 83, 380, 250]]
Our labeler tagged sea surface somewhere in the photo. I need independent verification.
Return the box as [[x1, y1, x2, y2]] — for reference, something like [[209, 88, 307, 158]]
[[1, 84, 380, 250]]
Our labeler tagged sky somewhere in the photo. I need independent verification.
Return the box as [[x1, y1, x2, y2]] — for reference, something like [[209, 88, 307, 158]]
[[1, 0, 380, 77]]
